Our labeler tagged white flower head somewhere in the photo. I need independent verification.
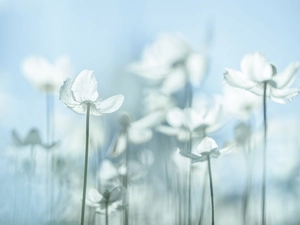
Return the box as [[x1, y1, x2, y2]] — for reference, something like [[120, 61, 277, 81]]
[[59, 70, 124, 116], [224, 52, 300, 103], [179, 137, 233, 163], [21, 55, 73, 93]]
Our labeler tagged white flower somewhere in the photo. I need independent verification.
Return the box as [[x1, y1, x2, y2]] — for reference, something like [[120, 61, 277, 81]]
[[157, 102, 223, 141], [59, 70, 124, 116], [178, 137, 233, 163], [130, 33, 207, 94], [86, 186, 125, 214], [21, 55, 73, 93], [224, 52, 300, 103], [223, 83, 262, 120], [110, 111, 165, 157]]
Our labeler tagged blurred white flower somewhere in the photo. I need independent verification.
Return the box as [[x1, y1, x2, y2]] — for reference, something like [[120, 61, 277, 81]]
[[21, 55, 73, 93], [109, 112, 164, 157], [157, 101, 223, 141], [224, 52, 300, 103], [86, 186, 125, 214], [178, 137, 233, 163], [223, 83, 262, 120], [59, 70, 124, 116], [130, 33, 207, 94]]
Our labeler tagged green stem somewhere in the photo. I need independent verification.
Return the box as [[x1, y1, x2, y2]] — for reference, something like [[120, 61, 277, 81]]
[[80, 103, 91, 225], [124, 129, 129, 225], [188, 129, 192, 225], [262, 82, 267, 225], [199, 168, 208, 225], [105, 201, 109, 225], [207, 155, 215, 225]]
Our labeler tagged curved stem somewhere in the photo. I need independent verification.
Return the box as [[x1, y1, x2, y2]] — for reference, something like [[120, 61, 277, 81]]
[[207, 155, 215, 225], [80, 103, 91, 225], [262, 82, 267, 225]]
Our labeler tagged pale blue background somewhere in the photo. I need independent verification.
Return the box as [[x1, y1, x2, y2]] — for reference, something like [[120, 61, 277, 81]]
[[1, 0, 300, 147]]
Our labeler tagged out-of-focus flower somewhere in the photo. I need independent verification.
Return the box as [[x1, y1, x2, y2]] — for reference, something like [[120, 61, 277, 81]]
[[109, 112, 165, 157], [12, 128, 57, 149], [130, 33, 207, 94], [86, 186, 125, 214], [224, 52, 300, 103], [157, 100, 223, 141], [59, 70, 124, 116], [21, 55, 73, 93], [178, 137, 233, 163], [222, 83, 262, 120]]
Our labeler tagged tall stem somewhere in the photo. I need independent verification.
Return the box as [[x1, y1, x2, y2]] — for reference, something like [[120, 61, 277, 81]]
[[105, 201, 109, 225], [207, 155, 215, 225], [188, 129, 192, 225], [262, 82, 267, 225], [123, 129, 129, 225], [199, 168, 208, 225], [80, 103, 91, 225]]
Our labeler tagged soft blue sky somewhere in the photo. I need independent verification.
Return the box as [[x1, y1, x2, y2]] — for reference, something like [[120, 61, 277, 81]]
[[1, 0, 300, 147]]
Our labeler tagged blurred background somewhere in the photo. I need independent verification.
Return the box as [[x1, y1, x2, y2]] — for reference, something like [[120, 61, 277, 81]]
[[1, 0, 300, 224]]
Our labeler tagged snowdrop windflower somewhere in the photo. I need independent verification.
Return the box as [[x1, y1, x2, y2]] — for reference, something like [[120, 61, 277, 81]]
[[12, 128, 57, 149], [59, 70, 124, 115], [224, 52, 300, 103], [179, 137, 233, 163], [157, 102, 223, 141], [109, 111, 165, 157], [21, 55, 73, 93], [223, 83, 262, 121], [86, 186, 125, 214], [130, 33, 207, 94]]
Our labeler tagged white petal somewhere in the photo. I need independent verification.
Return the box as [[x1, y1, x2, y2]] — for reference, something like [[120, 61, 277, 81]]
[[224, 69, 257, 89], [59, 78, 80, 108], [72, 70, 98, 102], [178, 149, 201, 160], [272, 62, 300, 89], [161, 67, 186, 94], [87, 188, 103, 204], [95, 95, 124, 114], [240, 52, 273, 82], [186, 53, 206, 86], [167, 107, 184, 127], [270, 87, 300, 103], [132, 111, 165, 128], [196, 137, 218, 154]]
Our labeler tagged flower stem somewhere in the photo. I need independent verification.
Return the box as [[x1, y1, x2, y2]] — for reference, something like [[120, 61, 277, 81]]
[[105, 201, 109, 225], [198, 168, 208, 225], [80, 103, 91, 225], [262, 82, 267, 225], [207, 155, 215, 225]]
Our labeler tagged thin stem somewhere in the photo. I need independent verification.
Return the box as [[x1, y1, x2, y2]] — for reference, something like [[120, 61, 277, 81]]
[[199, 168, 208, 225], [105, 201, 109, 225], [207, 155, 215, 225], [262, 82, 267, 225], [80, 103, 91, 225], [188, 129, 192, 225], [122, 128, 129, 225]]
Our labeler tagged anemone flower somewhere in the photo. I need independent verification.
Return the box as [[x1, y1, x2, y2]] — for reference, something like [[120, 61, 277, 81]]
[[21, 55, 73, 93], [224, 52, 300, 225], [86, 186, 125, 225], [179, 137, 233, 225], [224, 52, 300, 104], [130, 33, 207, 95], [59, 69, 124, 225], [156, 101, 223, 142]]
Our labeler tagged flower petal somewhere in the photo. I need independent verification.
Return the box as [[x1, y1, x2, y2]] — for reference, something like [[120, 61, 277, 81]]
[[224, 69, 257, 89], [272, 62, 300, 89], [178, 149, 201, 159], [270, 87, 300, 103], [167, 107, 184, 128], [240, 52, 273, 82], [72, 70, 98, 102], [86, 188, 103, 206], [59, 78, 80, 108], [196, 137, 218, 155], [95, 94, 124, 114], [108, 186, 124, 203], [186, 53, 207, 86]]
